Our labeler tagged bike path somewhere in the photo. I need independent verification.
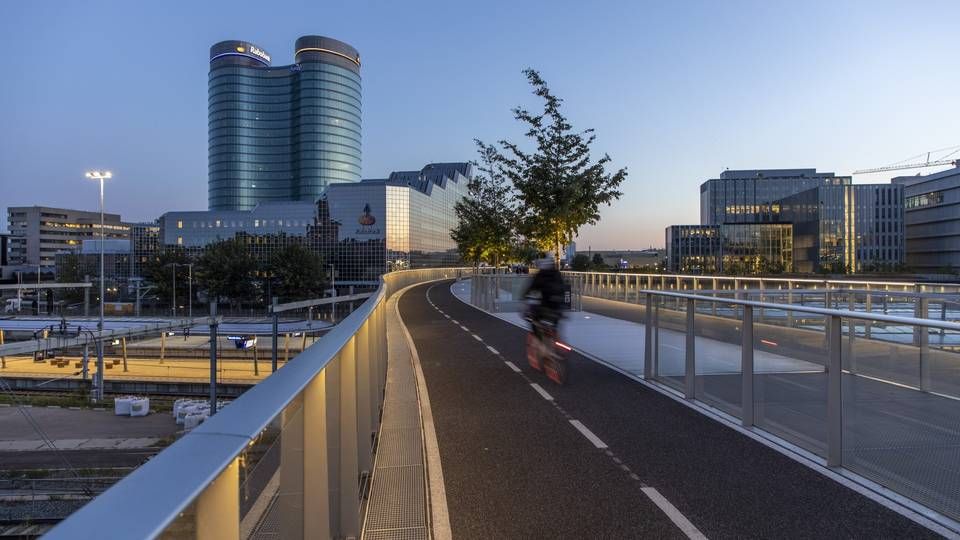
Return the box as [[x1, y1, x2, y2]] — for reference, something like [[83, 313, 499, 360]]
[[397, 281, 940, 539]]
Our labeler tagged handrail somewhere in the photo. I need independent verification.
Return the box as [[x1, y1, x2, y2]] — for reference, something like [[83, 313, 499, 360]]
[[47, 267, 469, 540], [564, 270, 960, 289], [640, 289, 960, 330]]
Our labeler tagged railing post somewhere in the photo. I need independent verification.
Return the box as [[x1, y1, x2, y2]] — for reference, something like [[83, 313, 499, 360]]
[[741, 305, 754, 427], [356, 319, 373, 477], [209, 303, 218, 414], [827, 314, 843, 468], [304, 369, 331, 538], [846, 297, 857, 373], [280, 399, 305, 539], [272, 297, 279, 372], [685, 299, 695, 399], [920, 299, 931, 391], [644, 293, 653, 379], [338, 338, 360, 538], [864, 285, 872, 338], [195, 458, 239, 540]]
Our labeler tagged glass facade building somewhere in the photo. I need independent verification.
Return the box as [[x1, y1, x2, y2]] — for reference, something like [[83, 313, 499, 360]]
[[209, 36, 362, 210], [666, 224, 793, 274], [700, 169, 851, 225], [892, 166, 960, 272], [778, 184, 904, 273], [160, 162, 472, 285]]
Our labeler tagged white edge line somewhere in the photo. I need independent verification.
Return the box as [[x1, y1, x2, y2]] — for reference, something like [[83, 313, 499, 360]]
[[395, 281, 452, 540], [504, 361, 521, 373], [642, 487, 708, 540], [569, 419, 608, 449], [486, 345, 499, 355], [448, 280, 960, 539], [529, 382, 554, 401]]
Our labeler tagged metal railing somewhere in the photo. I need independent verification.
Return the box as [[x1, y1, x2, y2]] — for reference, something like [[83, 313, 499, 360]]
[[631, 289, 960, 526], [471, 273, 584, 312], [46, 268, 470, 540]]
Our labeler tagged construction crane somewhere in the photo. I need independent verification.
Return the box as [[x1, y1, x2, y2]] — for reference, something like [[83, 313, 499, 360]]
[[853, 145, 960, 175]]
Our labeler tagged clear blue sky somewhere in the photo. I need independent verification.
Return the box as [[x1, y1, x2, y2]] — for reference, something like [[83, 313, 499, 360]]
[[2, 0, 958, 248]]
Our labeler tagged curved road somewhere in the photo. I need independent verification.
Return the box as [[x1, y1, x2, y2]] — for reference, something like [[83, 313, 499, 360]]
[[398, 280, 939, 539]]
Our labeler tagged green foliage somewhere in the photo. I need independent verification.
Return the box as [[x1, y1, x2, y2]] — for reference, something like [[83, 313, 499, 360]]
[[591, 253, 605, 268], [451, 140, 518, 266], [571, 253, 591, 271], [499, 69, 627, 263], [142, 247, 191, 308], [267, 243, 327, 301], [55, 254, 86, 304], [197, 239, 258, 308]]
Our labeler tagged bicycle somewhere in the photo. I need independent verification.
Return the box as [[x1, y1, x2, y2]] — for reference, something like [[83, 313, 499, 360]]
[[525, 314, 571, 385]]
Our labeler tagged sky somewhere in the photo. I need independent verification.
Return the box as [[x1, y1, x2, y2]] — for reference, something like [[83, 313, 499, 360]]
[[2, 0, 959, 248]]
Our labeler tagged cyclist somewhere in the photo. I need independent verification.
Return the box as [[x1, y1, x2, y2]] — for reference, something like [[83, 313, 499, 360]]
[[524, 258, 566, 341]]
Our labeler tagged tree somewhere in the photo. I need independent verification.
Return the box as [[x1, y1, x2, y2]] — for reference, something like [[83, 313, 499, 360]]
[[55, 254, 87, 305], [142, 247, 191, 309], [571, 253, 591, 271], [196, 239, 258, 309], [267, 243, 327, 301], [451, 140, 518, 267], [591, 253, 606, 269], [499, 69, 627, 264]]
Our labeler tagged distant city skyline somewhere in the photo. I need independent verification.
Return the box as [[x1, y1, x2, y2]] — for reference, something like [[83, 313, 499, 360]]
[[2, 0, 959, 248]]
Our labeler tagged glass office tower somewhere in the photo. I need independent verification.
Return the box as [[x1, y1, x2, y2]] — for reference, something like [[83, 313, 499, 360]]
[[699, 169, 850, 225], [208, 36, 362, 210]]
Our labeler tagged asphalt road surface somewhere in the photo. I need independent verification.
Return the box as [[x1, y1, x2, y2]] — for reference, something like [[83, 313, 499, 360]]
[[398, 280, 940, 539]]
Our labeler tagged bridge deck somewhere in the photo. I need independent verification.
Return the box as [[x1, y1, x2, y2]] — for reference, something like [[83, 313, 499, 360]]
[[387, 280, 940, 538]]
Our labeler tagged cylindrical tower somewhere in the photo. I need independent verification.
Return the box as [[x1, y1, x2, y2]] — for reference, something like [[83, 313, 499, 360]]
[[207, 36, 361, 211]]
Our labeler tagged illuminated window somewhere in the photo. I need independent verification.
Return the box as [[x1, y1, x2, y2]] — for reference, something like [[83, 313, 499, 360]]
[[177, 236, 183, 245], [177, 220, 183, 229]]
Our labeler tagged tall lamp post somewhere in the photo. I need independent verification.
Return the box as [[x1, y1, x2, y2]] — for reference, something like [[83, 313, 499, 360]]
[[85, 170, 113, 402]]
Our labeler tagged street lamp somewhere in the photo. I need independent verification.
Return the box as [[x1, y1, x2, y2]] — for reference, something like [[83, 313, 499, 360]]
[[84, 169, 113, 402], [168, 262, 195, 319]]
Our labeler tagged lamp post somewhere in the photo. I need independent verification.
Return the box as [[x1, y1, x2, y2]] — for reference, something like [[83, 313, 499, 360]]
[[85, 170, 113, 402], [169, 262, 194, 319]]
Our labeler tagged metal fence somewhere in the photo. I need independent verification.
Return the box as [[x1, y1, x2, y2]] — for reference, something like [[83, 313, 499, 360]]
[[471, 273, 584, 313], [45, 268, 470, 540], [629, 289, 960, 525]]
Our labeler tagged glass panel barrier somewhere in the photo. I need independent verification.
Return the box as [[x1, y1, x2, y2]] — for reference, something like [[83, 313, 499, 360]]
[[843, 322, 960, 523], [753, 308, 829, 457], [653, 296, 686, 392], [694, 299, 743, 418]]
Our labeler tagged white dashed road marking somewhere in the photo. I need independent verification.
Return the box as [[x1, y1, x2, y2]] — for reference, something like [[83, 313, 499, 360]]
[[504, 361, 522, 373], [460, 325, 469, 332], [642, 487, 709, 540], [472, 334, 483, 342], [486, 345, 499, 355], [529, 383, 554, 401], [569, 419, 608, 449]]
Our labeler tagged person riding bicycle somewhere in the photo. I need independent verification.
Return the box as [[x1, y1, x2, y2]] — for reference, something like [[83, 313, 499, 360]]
[[524, 258, 566, 340]]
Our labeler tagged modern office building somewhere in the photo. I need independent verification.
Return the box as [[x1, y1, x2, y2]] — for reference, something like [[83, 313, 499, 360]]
[[6, 206, 130, 271], [778, 184, 904, 273], [130, 222, 161, 279], [892, 165, 960, 273], [159, 162, 471, 284], [209, 36, 362, 211], [700, 169, 851, 225], [666, 224, 792, 274], [54, 240, 132, 283]]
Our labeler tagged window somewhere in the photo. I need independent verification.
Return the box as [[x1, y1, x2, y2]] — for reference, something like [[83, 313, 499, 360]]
[[177, 236, 183, 245], [906, 191, 943, 209], [177, 220, 183, 229]]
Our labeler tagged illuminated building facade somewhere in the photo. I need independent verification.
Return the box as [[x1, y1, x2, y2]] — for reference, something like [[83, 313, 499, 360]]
[[892, 166, 960, 272], [209, 36, 362, 211], [666, 224, 793, 274], [160, 162, 472, 285], [6, 206, 130, 271], [700, 169, 850, 225], [778, 184, 904, 273]]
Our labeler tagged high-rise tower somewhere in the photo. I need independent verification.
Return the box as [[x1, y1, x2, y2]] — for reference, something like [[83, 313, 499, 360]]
[[208, 36, 361, 210]]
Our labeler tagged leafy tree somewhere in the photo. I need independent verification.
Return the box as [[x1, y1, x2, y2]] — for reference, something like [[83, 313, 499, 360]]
[[55, 254, 88, 305], [197, 239, 258, 309], [591, 253, 606, 268], [267, 243, 327, 301], [142, 247, 191, 309], [499, 69, 627, 263], [451, 140, 518, 268], [571, 253, 591, 271]]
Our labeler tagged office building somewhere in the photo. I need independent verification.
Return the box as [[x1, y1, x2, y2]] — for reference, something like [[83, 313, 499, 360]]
[[159, 162, 472, 284], [55, 240, 132, 283], [209, 36, 362, 211], [700, 169, 850, 225], [892, 165, 960, 273], [778, 184, 904, 273], [130, 222, 161, 279], [666, 224, 792, 274], [6, 206, 130, 271], [0, 232, 8, 267]]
